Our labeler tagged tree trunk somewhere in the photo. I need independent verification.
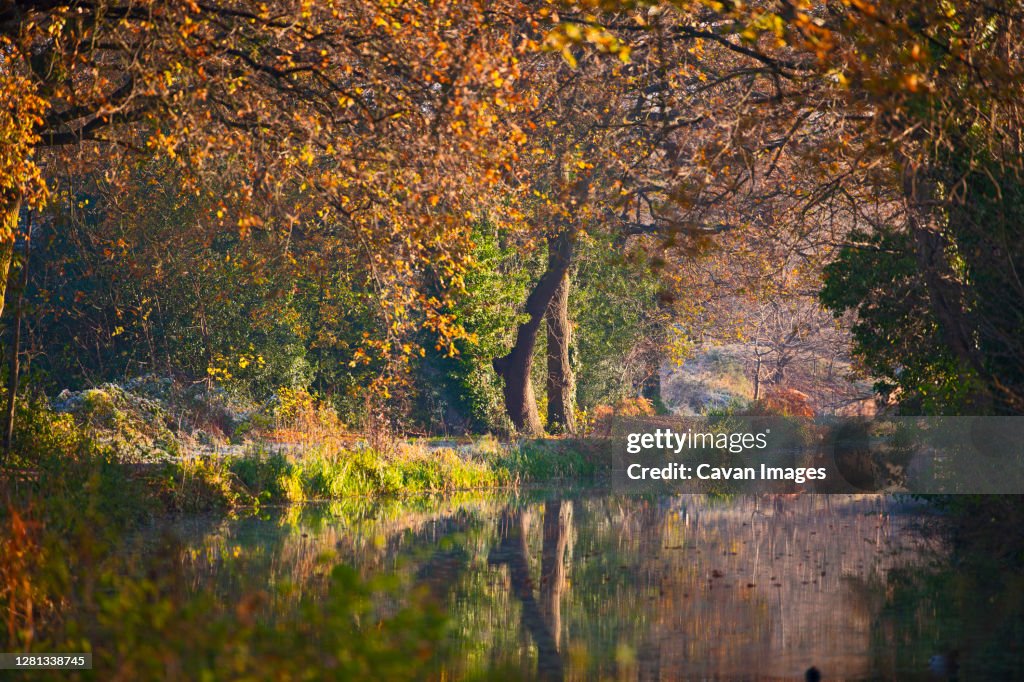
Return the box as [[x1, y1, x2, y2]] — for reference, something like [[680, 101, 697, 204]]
[[753, 350, 762, 401], [539, 499, 572, 651], [640, 354, 661, 406], [3, 216, 30, 457], [0, 197, 22, 323], [545, 243, 575, 434], [488, 508, 564, 681], [901, 162, 992, 410], [0, 199, 20, 465], [494, 231, 574, 435]]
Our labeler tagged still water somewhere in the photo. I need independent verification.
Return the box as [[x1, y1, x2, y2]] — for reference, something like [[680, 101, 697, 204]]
[[161, 491, 1023, 681]]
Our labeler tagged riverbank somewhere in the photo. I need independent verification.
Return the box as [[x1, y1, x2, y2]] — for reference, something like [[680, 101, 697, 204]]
[[1, 394, 613, 521]]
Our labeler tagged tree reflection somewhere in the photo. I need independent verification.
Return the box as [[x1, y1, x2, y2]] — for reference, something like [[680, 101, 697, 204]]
[[169, 493, 963, 679], [489, 499, 573, 681]]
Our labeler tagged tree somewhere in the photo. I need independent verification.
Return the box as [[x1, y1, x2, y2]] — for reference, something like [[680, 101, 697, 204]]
[[492, 231, 574, 435], [1, 0, 550, 370], [821, 226, 968, 412], [490, 3, 821, 433], [754, 0, 1024, 412], [1, 2, 606, 453], [602, 0, 1024, 414], [0, 39, 48, 318]]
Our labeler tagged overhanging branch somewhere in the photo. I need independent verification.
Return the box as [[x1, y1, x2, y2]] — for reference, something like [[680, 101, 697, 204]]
[[621, 221, 739, 236]]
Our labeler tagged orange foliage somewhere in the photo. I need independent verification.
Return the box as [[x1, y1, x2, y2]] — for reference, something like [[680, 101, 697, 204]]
[[1, 508, 45, 650], [590, 397, 655, 436], [759, 388, 815, 418]]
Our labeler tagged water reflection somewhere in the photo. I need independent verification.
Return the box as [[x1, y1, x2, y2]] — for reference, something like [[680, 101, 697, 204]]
[[488, 505, 566, 680], [159, 492, 1020, 680]]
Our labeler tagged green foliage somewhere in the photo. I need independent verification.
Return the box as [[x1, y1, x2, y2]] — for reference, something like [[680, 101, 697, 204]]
[[501, 439, 608, 480], [53, 383, 183, 461], [29, 174, 382, 422], [0, 406, 611, 681], [7, 398, 609, 534], [7, 396, 87, 466], [822, 148, 1024, 415], [151, 457, 247, 512], [0, 410, 614, 680], [415, 222, 539, 433], [70, 562, 448, 682], [571, 234, 665, 411], [28, 170, 668, 435], [821, 228, 979, 414], [229, 450, 295, 502]]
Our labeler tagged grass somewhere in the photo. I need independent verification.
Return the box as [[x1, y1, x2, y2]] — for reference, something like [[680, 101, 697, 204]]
[[1, 398, 616, 524], [4, 442, 608, 526], [226, 437, 615, 505], [228, 446, 510, 504]]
